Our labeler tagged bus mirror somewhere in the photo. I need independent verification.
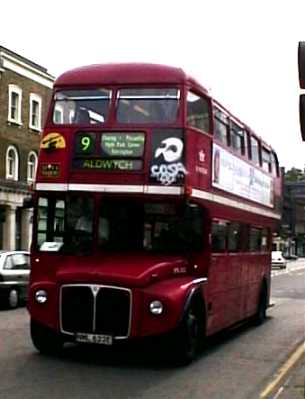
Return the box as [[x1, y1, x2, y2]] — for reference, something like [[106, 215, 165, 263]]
[[23, 196, 34, 208], [298, 42, 305, 89]]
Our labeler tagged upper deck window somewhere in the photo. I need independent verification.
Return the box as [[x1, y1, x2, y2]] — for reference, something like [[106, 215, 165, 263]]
[[116, 88, 179, 124], [230, 121, 245, 155], [187, 92, 210, 133], [214, 108, 229, 146], [52, 89, 111, 125], [262, 147, 272, 173], [250, 136, 260, 166], [271, 152, 280, 177]]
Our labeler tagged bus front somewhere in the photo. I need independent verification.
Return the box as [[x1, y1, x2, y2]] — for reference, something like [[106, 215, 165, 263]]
[[28, 64, 209, 364]]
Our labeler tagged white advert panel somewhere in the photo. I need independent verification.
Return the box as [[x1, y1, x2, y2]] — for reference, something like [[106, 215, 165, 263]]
[[212, 144, 273, 208]]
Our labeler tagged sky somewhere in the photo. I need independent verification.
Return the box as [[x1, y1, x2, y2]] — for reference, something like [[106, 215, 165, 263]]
[[1, 0, 305, 170]]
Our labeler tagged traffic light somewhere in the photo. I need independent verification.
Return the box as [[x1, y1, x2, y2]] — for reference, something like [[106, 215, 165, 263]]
[[298, 42, 305, 88], [298, 42, 305, 139]]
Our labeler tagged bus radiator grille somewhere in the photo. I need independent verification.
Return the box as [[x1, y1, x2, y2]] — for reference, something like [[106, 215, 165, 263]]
[[60, 285, 131, 338]]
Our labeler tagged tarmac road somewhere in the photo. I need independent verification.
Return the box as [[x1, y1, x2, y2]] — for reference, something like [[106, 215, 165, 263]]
[[0, 259, 304, 399]]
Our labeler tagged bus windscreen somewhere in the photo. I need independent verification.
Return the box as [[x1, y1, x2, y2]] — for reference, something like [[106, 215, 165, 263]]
[[117, 88, 180, 124], [53, 89, 111, 125]]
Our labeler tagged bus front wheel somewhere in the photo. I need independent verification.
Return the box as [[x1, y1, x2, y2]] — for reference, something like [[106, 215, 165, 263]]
[[30, 319, 64, 355], [172, 303, 204, 365], [254, 285, 268, 325]]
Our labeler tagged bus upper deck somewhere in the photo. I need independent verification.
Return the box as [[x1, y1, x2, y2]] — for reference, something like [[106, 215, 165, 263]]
[[36, 63, 281, 225]]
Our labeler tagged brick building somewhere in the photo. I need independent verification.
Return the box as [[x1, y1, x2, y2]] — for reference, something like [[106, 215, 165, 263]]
[[280, 180, 305, 257], [0, 46, 54, 250]]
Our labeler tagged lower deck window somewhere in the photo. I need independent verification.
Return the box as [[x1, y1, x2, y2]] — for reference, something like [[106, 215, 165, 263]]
[[98, 200, 203, 253], [211, 221, 227, 252], [35, 195, 204, 255], [212, 220, 270, 253]]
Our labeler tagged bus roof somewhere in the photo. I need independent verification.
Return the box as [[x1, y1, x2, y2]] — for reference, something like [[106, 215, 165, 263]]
[[54, 63, 275, 153], [54, 63, 208, 92]]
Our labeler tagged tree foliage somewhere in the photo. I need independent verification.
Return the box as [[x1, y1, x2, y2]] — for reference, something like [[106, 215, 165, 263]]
[[284, 167, 305, 182]]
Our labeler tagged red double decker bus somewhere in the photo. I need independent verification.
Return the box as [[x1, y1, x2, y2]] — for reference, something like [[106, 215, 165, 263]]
[[28, 63, 281, 364]]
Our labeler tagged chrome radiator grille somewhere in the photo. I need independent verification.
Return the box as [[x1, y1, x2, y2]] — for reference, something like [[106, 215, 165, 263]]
[[60, 285, 131, 338]]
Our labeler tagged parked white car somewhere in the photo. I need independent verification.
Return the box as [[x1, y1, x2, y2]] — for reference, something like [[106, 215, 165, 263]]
[[0, 251, 30, 308], [271, 251, 287, 269]]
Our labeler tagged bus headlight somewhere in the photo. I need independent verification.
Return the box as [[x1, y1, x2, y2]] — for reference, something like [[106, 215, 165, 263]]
[[35, 290, 48, 304], [149, 300, 163, 315]]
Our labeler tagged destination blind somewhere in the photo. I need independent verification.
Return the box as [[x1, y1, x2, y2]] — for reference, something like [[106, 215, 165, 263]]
[[73, 132, 145, 171]]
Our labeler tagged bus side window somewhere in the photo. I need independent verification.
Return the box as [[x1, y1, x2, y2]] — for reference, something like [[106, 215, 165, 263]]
[[250, 136, 260, 166], [214, 108, 229, 146], [187, 92, 211, 133], [249, 227, 262, 252], [271, 152, 280, 177], [227, 223, 242, 252], [230, 121, 245, 155], [261, 228, 269, 252], [211, 221, 227, 252], [262, 147, 272, 173]]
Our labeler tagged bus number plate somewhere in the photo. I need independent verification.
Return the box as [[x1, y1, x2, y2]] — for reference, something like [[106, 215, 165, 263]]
[[75, 333, 113, 345]]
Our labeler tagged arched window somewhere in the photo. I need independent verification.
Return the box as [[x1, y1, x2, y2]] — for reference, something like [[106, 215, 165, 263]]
[[27, 151, 38, 183], [6, 146, 19, 181]]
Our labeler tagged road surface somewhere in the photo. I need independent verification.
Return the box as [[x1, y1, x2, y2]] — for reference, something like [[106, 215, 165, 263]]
[[0, 259, 304, 399]]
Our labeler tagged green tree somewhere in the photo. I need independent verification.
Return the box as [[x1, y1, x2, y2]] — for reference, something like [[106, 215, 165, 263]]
[[284, 167, 305, 182]]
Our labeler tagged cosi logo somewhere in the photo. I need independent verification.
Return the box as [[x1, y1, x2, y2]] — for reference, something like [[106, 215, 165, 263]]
[[40, 133, 66, 150], [150, 136, 187, 185]]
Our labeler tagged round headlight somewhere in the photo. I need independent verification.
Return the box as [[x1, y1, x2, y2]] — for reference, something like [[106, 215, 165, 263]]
[[149, 300, 163, 315], [35, 290, 48, 304]]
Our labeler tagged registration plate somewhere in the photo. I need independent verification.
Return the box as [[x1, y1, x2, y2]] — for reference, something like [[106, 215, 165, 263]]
[[75, 333, 113, 345]]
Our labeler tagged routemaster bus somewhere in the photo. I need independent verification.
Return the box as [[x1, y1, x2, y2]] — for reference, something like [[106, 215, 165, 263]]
[[28, 63, 281, 364]]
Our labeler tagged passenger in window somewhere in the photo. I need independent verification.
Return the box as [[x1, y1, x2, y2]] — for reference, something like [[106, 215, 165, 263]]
[[75, 108, 90, 124], [98, 218, 110, 246]]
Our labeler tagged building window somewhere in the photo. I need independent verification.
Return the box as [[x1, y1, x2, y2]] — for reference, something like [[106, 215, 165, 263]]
[[29, 93, 42, 131], [187, 92, 210, 133], [6, 145, 19, 181], [8, 85, 22, 125], [27, 151, 38, 183]]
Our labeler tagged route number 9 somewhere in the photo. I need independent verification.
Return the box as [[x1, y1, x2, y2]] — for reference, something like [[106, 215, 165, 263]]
[[81, 136, 91, 151]]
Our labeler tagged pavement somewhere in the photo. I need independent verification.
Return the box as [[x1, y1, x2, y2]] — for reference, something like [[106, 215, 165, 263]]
[[269, 259, 305, 399]]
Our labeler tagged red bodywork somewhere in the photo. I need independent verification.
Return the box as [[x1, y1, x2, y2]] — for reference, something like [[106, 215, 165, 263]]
[[29, 63, 281, 342]]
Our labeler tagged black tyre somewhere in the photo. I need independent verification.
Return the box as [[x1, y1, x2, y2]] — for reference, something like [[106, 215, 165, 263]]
[[172, 303, 204, 365], [7, 288, 19, 309], [254, 286, 267, 325], [30, 319, 64, 355]]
